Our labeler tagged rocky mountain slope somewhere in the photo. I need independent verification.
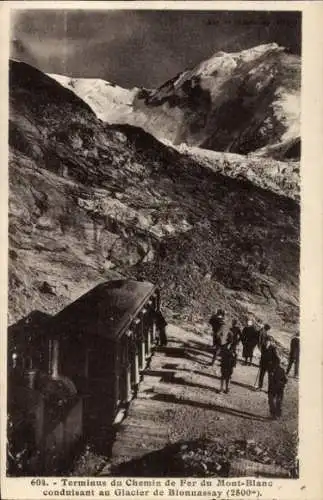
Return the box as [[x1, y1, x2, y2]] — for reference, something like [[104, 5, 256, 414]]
[[50, 43, 301, 158], [9, 60, 299, 343]]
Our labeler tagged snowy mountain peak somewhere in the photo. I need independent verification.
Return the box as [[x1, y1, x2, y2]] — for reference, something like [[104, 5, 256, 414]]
[[49, 73, 138, 122], [48, 43, 300, 158]]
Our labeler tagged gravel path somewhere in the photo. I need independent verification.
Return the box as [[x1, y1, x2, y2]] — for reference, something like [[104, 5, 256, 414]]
[[100, 324, 298, 475]]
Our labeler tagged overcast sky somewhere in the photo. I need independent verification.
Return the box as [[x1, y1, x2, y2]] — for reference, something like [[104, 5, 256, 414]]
[[11, 10, 301, 88]]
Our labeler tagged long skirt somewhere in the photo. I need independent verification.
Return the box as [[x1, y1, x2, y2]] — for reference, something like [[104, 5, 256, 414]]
[[243, 343, 254, 359], [221, 366, 234, 381]]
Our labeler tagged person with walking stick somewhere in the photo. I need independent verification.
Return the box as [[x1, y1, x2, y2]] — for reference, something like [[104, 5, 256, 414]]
[[258, 323, 271, 349], [256, 335, 279, 391], [267, 357, 288, 419]]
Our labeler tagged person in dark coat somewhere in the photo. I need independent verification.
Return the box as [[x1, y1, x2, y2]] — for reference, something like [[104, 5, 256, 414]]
[[229, 319, 241, 352], [155, 310, 168, 346], [286, 332, 300, 377], [219, 334, 237, 393], [258, 323, 271, 349], [241, 320, 259, 365], [256, 335, 279, 391], [209, 309, 225, 366], [268, 358, 288, 419]]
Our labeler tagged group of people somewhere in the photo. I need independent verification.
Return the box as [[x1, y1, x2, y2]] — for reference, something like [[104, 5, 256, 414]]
[[154, 307, 299, 420], [209, 309, 300, 420]]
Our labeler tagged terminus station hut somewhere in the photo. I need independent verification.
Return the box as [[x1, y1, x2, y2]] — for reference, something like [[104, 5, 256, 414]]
[[7, 279, 160, 475], [49, 279, 160, 422]]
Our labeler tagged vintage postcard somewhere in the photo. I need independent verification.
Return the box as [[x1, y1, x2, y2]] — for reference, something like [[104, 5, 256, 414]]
[[1, 1, 323, 499]]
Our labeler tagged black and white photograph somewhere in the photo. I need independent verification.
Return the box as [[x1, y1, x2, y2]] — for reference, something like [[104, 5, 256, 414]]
[[6, 4, 304, 485]]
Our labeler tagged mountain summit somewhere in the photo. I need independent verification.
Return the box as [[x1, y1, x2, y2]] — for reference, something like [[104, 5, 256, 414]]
[[50, 43, 300, 158], [9, 59, 299, 332]]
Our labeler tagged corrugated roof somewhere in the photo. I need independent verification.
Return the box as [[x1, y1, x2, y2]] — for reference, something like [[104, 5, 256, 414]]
[[50, 279, 156, 341]]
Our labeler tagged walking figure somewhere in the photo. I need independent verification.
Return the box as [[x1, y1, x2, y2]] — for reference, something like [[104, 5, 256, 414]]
[[286, 332, 300, 378], [268, 358, 288, 419], [209, 309, 225, 366], [241, 319, 259, 365], [155, 310, 168, 346], [258, 323, 271, 349], [256, 335, 279, 391], [229, 319, 241, 352], [219, 334, 237, 393]]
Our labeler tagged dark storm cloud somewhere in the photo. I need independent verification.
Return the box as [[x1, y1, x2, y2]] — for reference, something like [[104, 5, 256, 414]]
[[11, 10, 301, 88]]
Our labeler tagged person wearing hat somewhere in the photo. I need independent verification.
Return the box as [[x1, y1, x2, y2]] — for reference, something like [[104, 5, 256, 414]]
[[241, 319, 259, 365], [258, 323, 271, 349], [256, 335, 279, 391], [267, 357, 288, 419], [229, 319, 241, 352], [219, 334, 237, 393], [209, 309, 225, 366], [286, 332, 300, 378]]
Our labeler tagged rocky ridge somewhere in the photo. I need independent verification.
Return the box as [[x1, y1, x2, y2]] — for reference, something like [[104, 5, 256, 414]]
[[173, 143, 299, 201], [50, 43, 301, 158], [9, 60, 299, 345]]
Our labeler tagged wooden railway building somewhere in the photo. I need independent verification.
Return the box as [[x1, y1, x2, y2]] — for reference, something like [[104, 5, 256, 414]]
[[47, 279, 160, 424], [7, 279, 160, 474]]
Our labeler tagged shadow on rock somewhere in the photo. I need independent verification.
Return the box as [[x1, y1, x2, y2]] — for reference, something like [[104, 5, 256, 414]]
[[109, 438, 230, 477]]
